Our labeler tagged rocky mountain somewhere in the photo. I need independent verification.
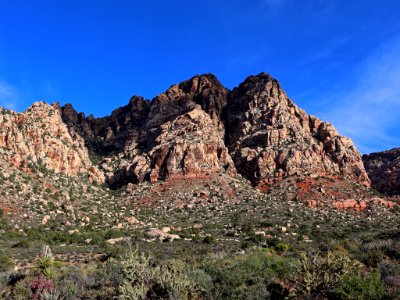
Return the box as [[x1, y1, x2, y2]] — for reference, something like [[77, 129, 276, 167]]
[[0, 73, 370, 191], [363, 148, 400, 195], [60, 73, 369, 189]]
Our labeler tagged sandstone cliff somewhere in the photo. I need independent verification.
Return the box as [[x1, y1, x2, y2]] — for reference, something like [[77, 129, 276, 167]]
[[0, 102, 104, 182]]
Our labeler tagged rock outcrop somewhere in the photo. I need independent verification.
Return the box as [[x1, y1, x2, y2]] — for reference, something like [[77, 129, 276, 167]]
[[108, 105, 236, 185], [225, 73, 370, 188], [363, 148, 400, 195], [0, 102, 104, 182]]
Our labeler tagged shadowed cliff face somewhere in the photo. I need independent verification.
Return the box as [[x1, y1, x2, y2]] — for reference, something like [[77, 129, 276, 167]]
[[54, 73, 370, 188], [363, 148, 400, 195]]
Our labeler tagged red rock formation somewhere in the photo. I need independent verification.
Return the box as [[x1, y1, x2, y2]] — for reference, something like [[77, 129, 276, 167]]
[[332, 199, 367, 211]]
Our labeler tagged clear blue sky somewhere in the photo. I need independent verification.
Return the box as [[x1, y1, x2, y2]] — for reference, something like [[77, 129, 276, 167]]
[[0, 0, 399, 153]]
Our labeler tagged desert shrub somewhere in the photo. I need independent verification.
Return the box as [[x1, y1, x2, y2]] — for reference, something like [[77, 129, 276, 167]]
[[12, 239, 30, 248], [241, 239, 254, 249], [332, 270, 385, 300], [202, 235, 216, 244], [32, 245, 59, 279], [12, 278, 33, 300], [267, 281, 290, 299], [202, 251, 291, 299], [242, 222, 254, 235], [34, 257, 57, 279], [275, 243, 289, 252], [359, 250, 384, 268], [186, 269, 213, 296], [53, 260, 120, 299], [379, 261, 400, 296], [295, 251, 363, 297], [28, 276, 55, 299], [118, 248, 201, 299], [0, 253, 15, 272]]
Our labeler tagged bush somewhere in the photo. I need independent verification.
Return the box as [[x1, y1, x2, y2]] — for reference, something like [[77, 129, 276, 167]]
[[333, 270, 385, 300], [12, 239, 30, 248], [28, 276, 55, 299], [12, 279, 33, 300], [202, 251, 292, 299], [203, 235, 216, 244], [0, 253, 15, 272], [275, 243, 289, 252], [295, 251, 363, 296], [118, 248, 201, 299]]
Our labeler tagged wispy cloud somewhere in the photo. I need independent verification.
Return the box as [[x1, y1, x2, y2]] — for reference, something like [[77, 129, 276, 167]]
[[319, 37, 400, 154], [299, 37, 348, 66], [0, 80, 18, 110]]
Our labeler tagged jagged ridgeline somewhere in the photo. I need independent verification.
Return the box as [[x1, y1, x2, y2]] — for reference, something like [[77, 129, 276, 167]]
[[50, 73, 369, 188]]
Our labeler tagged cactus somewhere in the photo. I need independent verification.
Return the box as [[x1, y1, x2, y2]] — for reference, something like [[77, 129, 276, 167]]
[[296, 251, 363, 296], [118, 248, 156, 299], [118, 247, 202, 299]]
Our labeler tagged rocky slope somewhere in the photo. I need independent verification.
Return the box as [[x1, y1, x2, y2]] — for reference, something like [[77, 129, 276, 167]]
[[60, 73, 370, 189], [363, 148, 400, 195]]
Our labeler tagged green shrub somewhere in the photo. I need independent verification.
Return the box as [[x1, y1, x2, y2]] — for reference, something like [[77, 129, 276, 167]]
[[12, 239, 30, 248], [202, 251, 292, 299], [333, 270, 385, 300], [203, 235, 216, 244], [12, 279, 33, 300], [0, 253, 15, 272], [275, 243, 289, 252], [118, 248, 201, 299]]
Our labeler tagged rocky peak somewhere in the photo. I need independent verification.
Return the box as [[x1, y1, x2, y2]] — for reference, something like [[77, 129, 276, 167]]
[[146, 74, 228, 131], [225, 73, 370, 188]]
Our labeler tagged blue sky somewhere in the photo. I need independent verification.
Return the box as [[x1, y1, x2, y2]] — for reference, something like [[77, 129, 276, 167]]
[[0, 0, 399, 153]]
